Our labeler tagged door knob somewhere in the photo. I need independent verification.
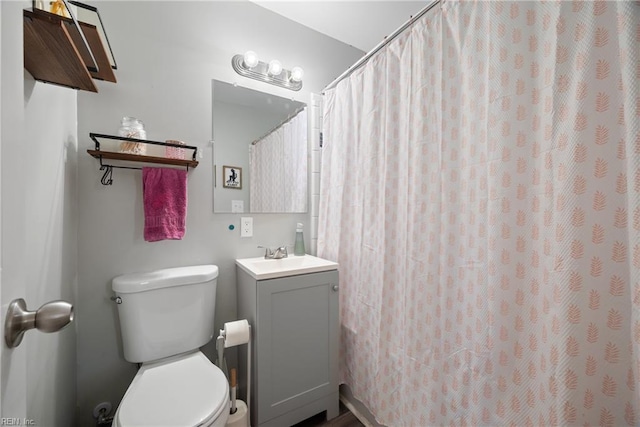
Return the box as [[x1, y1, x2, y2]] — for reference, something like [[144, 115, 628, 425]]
[[4, 298, 74, 348]]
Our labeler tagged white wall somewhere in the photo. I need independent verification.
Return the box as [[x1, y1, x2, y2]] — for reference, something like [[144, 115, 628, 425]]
[[76, 1, 362, 425], [1, 2, 77, 426]]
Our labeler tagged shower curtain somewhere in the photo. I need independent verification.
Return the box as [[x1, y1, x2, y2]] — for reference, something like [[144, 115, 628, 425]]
[[318, 1, 639, 426], [250, 108, 307, 212]]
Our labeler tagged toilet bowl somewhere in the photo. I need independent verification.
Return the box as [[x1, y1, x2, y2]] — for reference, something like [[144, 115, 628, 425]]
[[111, 265, 229, 427], [113, 352, 229, 427]]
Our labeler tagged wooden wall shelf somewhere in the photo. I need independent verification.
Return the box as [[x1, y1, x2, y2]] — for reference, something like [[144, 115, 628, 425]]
[[87, 133, 199, 185], [23, 8, 116, 92], [87, 150, 200, 169]]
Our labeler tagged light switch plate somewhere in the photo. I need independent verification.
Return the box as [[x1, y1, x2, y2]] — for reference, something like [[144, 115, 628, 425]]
[[240, 217, 253, 237], [232, 200, 244, 213]]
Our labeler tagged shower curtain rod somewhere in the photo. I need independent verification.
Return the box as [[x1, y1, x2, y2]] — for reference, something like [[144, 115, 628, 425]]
[[323, 0, 441, 92], [251, 105, 307, 145]]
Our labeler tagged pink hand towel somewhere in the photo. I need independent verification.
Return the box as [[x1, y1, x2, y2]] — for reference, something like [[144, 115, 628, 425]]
[[143, 167, 187, 242]]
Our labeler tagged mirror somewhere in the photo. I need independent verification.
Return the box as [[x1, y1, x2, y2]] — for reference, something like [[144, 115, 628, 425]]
[[212, 80, 308, 213]]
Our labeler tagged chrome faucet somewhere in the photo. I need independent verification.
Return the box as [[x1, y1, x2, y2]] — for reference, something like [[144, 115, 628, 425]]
[[259, 245, 288, 259]]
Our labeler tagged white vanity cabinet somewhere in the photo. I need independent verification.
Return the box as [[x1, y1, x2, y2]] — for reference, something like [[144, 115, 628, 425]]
[[236, 256, 339, 427]]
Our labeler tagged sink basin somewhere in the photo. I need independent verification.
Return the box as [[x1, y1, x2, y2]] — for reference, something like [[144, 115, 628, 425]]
[[236, 255, 338, 280]]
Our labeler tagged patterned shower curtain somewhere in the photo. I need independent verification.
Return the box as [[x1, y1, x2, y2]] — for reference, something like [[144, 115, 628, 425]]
[[318, 1, 639, 425], [250, 108, 307, 212]]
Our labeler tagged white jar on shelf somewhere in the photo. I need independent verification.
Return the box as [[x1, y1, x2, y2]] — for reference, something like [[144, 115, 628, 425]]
[[118, 116, 147, 155]]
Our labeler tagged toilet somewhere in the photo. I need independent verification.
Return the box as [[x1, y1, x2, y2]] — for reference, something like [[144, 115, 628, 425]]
[[111, 265, 230, 427]]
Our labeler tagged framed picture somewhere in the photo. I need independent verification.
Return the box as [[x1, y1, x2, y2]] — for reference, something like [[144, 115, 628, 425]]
[[223, 165, 242, 189]]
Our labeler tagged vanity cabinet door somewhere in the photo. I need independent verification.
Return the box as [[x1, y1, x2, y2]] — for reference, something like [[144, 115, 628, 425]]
[[256, 270, 339, 424]]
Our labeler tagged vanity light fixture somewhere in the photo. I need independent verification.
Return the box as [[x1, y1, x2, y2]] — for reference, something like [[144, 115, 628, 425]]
[[268, 60, 282, 76], [232, 51, 303, 91], [243, 51, 259, 69], [290, 66, 304, 82]]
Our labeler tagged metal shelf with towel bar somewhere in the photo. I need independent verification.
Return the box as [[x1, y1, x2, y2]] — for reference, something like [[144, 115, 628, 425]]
[[87, 133, 199, 185]]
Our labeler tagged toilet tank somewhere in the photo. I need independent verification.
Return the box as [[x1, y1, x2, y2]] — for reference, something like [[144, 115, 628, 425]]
[[112, 265, 219, 363]]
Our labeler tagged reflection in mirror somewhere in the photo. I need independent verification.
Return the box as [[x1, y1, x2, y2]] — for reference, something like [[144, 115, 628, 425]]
[[212, 80, 308, 213]]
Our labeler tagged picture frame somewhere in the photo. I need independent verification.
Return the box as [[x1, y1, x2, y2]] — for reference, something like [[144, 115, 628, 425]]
[[223, 165, 242, 189]]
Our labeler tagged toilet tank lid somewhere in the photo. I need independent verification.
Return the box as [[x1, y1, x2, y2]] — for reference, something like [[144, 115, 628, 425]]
[[112, 265, 219, 293]]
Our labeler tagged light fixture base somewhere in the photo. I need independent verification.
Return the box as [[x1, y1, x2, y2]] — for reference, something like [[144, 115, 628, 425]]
[[232, 55, 302, 92]]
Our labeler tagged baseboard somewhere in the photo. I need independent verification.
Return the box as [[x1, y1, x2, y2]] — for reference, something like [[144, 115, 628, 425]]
[[338, 384, 386, 427], [339, 394, 374, 427]]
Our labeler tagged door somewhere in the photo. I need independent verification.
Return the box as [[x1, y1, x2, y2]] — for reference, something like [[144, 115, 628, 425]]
[[1, 2, 77, 425], [1, 0, 28, 421], [0, 0, 3, 416], [256, 271, 339, 424]]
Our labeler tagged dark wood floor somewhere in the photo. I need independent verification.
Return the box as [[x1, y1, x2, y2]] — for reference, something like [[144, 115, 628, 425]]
[[292, 402, 365, 427]]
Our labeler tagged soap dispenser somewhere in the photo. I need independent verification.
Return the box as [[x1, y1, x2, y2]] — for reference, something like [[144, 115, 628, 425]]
[[294, 223, 305, 256]]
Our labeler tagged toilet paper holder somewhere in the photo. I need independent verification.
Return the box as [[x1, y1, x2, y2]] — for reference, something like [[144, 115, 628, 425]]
[[217, 320, 252, 427]]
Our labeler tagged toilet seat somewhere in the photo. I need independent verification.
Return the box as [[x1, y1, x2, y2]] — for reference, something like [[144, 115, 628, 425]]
[[114, 351, 229, 427]]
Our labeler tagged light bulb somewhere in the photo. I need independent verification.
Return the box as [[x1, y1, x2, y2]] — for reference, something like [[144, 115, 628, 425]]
[[268, 60, 283, 76], [290, 66, 304, 82], [243, 51, 259, 68]]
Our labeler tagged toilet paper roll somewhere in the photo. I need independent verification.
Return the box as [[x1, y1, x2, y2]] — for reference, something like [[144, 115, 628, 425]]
[[226, 400, 249, 427], [223, 319, 250, 348]]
